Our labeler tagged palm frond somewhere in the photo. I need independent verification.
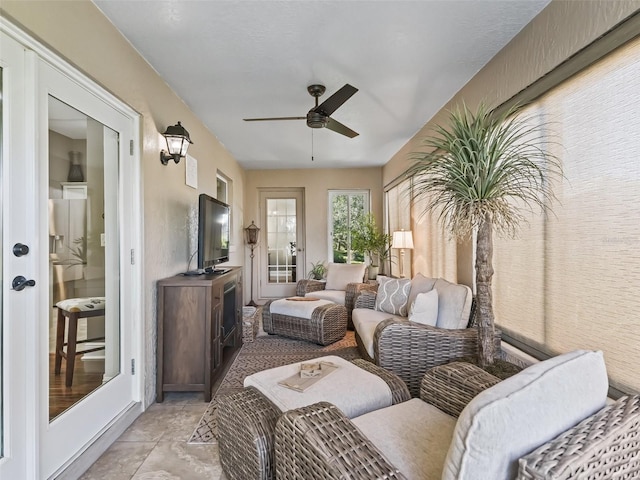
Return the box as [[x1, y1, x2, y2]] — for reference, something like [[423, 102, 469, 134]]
[[408, 103, 562, 239]]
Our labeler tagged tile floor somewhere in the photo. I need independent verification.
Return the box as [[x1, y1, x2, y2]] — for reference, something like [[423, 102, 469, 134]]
[[80, 392, 227, 480]]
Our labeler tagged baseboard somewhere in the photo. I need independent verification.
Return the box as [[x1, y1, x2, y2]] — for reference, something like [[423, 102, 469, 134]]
[[50, 402, 143, 480]]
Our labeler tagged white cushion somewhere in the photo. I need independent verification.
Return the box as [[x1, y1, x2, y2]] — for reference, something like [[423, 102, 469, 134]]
[[353, 399, 457, 480], [352, 308, 403, 360], [443, 350, 609, 480], [433, 278, 472, 329], [324, 263, 366, 291], [244, 355, 392, 418], [375, 276, 411, 316], [407, 273, 437, 309], [306, 289, 346, 306], [408, 289, 439, 326], [56, 297, 106, 312], [270, 298, 333, 319]]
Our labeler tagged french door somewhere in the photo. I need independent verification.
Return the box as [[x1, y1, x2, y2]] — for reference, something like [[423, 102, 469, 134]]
[[1, 27, 141, 479], [259, 188, 305, 299]]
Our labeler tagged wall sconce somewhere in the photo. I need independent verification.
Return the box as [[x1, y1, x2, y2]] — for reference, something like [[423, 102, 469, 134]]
[[160, 121, 193, 165], [392, 229, 414, 278], [244, 221, 261, 306]]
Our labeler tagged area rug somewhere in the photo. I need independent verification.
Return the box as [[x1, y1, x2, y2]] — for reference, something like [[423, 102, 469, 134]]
[[188, 330, 360, 444]]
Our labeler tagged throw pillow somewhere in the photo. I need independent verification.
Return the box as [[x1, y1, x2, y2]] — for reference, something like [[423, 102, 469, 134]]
[[407, 273, 437, 308], [408, 289, 439, 326], [433, 278, 472, 329], [375, 276, 411, 316], [324, 263, 366, 291], [443, 350, 608, 480]]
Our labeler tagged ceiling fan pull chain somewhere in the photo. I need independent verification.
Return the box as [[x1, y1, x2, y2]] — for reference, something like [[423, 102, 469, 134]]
[[311, 130, 314, 162]]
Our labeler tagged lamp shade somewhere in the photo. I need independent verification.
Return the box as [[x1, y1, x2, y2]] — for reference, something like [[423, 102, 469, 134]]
[[392, 230, 414, 249], [244, 221, 260, 245]]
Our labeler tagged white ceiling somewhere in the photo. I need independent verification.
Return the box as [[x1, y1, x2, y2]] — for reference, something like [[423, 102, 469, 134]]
[[93, 0, 551, 170]]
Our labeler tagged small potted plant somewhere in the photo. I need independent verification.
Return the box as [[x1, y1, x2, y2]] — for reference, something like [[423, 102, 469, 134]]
[[308, 261, 327, 280], [351, 214, 391, 279]]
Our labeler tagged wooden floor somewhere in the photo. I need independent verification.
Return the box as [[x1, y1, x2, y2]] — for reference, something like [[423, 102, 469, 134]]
[[49, 353, 104, 420]]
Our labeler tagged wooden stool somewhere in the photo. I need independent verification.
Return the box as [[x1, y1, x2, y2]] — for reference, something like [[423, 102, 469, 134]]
[[55, 297, 106, 387]]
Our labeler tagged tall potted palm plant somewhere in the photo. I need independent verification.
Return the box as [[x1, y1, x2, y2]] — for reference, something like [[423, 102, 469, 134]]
[[407, 104, 561, 367]]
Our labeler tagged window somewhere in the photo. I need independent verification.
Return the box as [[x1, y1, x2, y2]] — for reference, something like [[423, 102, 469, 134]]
[[384, 178, 457, 280], [328, 190, 369, 263], [216, 172, 229, 204], [493, 36, 640, 396]]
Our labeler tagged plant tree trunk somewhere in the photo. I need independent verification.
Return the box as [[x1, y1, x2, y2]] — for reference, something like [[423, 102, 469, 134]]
[[476, 214, 496, 367]]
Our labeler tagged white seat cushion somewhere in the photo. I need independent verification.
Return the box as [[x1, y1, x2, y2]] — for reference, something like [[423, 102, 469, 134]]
[[353, 398, 457, 480], [306, 289, 346, 306], [244, 355, 392, 418], [324, 263, 366, 291], [443, 350, 609, 480], [352, 308, 403, 360]]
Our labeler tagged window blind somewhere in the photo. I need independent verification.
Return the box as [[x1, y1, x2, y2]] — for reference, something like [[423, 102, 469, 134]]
[[493, 36, 640, 395]]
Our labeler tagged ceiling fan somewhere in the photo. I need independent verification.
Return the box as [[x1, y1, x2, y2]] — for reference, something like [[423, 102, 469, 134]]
[[243, 84, 359, 138]]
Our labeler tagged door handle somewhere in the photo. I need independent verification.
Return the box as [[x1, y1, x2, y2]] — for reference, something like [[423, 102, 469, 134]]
[[12, 275, 36, 291], [13, 243, 30, 257]]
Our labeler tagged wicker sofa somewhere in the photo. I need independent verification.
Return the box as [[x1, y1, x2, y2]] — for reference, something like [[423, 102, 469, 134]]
[[295, 262, 374, 327], [352, 273, 501, 396], [275, 350, 640, 479]]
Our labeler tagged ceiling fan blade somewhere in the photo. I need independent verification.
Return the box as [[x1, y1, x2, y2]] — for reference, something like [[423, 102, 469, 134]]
[[312, 84, 358, 116], [243, 116, 306, 121], [325, 117, 359, 138]]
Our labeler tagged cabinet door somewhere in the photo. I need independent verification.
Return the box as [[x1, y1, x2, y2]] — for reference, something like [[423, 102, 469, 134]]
[[210, 283, 223, 376]]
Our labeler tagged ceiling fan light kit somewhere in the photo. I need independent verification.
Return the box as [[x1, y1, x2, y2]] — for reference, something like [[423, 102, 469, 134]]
[[244, 83, 359, 138]]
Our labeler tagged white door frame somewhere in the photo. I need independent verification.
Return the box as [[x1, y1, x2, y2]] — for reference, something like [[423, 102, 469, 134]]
[[258, 188, 305, 299], [0, 29, 37, 480], [0, 19, 143, 479]]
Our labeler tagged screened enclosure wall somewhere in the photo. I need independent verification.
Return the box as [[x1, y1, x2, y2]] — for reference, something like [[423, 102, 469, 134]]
[[493, 36, 640, 395]]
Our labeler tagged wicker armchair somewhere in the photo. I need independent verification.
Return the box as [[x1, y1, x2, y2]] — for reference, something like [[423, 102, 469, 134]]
[[275, 355, 640, 480], [354, 290, 501, 396], [275, 362, 500, 480]]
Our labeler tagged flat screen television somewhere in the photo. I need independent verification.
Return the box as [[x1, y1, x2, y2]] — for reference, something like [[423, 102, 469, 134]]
[[197, 193, 230, 271]]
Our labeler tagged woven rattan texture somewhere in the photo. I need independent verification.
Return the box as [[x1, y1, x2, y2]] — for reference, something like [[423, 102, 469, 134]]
[[296, 280, 375, 328], [275, 402, 408, 480], [217, 386, 281, 480], [517, 394, 640, 479], [420, 362, 501, 417], [263, 300, 347, 345], [353, 290, 501, 397], [218, 359, 409, 480], [188, 332, 359, 444]]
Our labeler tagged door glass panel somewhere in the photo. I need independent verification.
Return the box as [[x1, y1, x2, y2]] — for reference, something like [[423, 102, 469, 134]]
[[48, 96, 120, 420], [266, 198, 297, 283]]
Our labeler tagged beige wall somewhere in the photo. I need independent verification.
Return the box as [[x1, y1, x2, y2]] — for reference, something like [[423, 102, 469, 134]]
[[245, 167, 382, 300], [383, 0, 640, 285], [1, 0, 246, 405]]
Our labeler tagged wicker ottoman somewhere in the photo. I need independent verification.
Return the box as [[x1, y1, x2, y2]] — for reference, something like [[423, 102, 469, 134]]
[[217, 357, 410, 480], [262, 298, 347, 345]]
